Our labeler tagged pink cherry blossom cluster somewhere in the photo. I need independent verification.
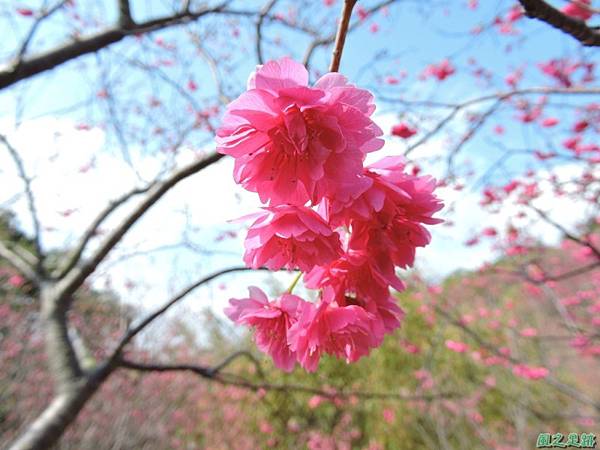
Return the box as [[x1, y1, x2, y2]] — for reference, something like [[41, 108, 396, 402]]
[[216, 58, 443, 372]]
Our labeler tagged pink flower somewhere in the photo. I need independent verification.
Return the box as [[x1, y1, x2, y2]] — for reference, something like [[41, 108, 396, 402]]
[[391, 123, 417, 139], [512, 364, 549, 380], [243, 205, 342, 271], [304, 252, 405, 341], [382, 408, 395, 424], [305, 249, 404, 300], [541, 117, 559, 127], [505, 69, 523, 87], [445, 339, 469, 353], [538, 59, 579, 87], [16, 7, 34, 17], [217, 57, 383, 206], [422, 59, 455, 81], [505, 4, 524, 22], [288, 290, 374, 371], [7, 274, 24, 288], [326, 157, 442, 269], [520, 327, 538, 337], [561, 0, 593, 21], [573, 119, 589, 133], [327, 156, 443, 227], [187, 79, 198, 91], [308, 395, 324, 408], [225, 287, 305, 371]]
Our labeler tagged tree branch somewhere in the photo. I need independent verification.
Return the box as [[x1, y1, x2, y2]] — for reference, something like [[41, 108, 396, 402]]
[[53, 184, 154, 280], [0, 2, 229, 90], [119, 358, 458, 402], [117, 0, 134, 28], [14, 0, 69, 63], [55, 151, 225, 303], [401, 86, 600, 157], [530, 206, 600, 259], [255, 0, 279, 64], [0, 134, 43, 266], [0, 240, 37, 282], [517, 0, 600, 46], [106, 266, 258, 363]]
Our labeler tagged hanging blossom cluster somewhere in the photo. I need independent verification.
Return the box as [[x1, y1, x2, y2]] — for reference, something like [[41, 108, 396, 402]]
[[217, 58, 443, 372]]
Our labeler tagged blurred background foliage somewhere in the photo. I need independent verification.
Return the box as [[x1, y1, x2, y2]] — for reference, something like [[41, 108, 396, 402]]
[[2, 215, 598, 449]]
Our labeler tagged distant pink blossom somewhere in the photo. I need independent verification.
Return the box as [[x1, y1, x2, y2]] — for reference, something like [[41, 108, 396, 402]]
[[538, 59, 579, 87], [391, 123, 417, 138], [225, 287, 305, 371], [217, 57, 383, 206], [561, 0, 593, 21], [541, 117, 559, 127], [16, 7, 34, 17], [422, 59, 455, 81], [445, 339, 469, 353], [382, 408, 395, 424], [243, 205, 342, 271], [187, 79, 198, 91], [505, 68, 523, 87], [512, 364, 549, 380], [573, 119, 589, 133], [308, 395, 324, 408], [520, 327, 538, 337], [356, 6, 369, 20], [7, 274, 24, 288]]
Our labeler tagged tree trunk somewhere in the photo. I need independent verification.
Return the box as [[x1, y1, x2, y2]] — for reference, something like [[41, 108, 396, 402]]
[[7, 284, 114, 450], [7, 375, 105, 450]]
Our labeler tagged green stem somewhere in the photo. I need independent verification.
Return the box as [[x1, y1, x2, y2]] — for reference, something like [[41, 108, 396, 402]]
[[286, 271, 303, 294]]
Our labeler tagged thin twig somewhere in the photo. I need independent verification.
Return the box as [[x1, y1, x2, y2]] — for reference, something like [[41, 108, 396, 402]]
[[0, 134, 43, 268], [106, 266, 260, 362], [54, 185, 154, 280], [255, 0, 278, 64], [55, 151, 224, 303]]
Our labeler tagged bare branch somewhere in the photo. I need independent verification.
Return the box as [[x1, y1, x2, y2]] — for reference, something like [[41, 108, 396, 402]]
[[402, 86, 600, 157], [517, 0, 600, 46], [530, 206, 600, 259], [211, 350, 266, 379], [106, 266, 258, 362], [255, 0, 279, 64], [0, 240, 37, 282], [0, 134, 43, 266], [54, 184, 154, 280], [119, 358, 458, 402], [117, 0, 134, 28], [14, 0, 69, 62], [56, 151, 224, 302], [0, 2, 230, 90]]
